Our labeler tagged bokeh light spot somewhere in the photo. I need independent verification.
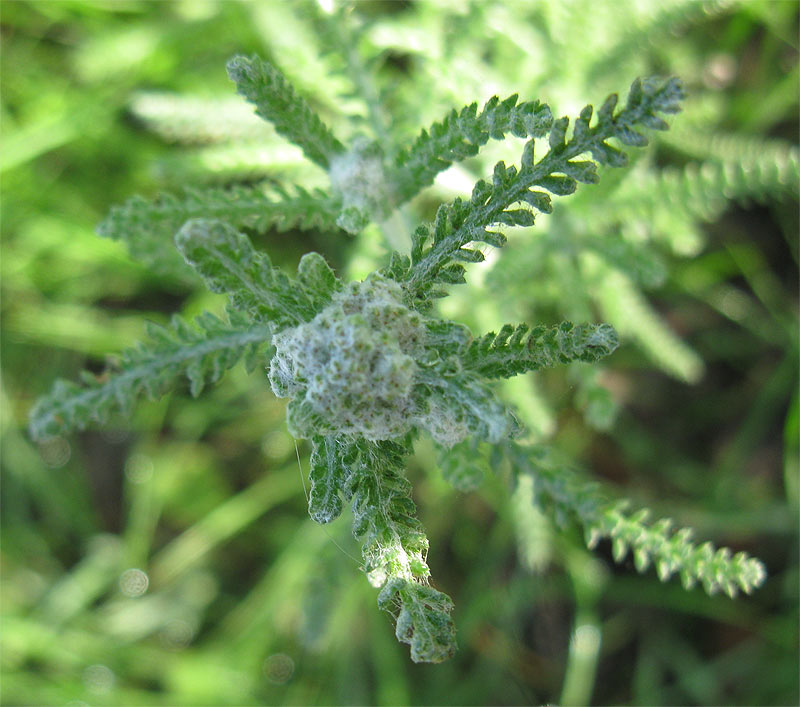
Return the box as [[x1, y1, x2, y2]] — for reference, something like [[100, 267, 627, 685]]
[[261, 429, 295, 462], [159, 619, 196, 651], [83, 664, 115, 694], [119, 568, 149, 597], [38, 436, 71, 468], [124, 453, 154, 484], [263, 653, 294, 684]]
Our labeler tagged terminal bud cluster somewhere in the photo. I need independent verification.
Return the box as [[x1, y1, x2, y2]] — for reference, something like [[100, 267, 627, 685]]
[[269, 275, 427, 441], [329, 137, 390, 233]]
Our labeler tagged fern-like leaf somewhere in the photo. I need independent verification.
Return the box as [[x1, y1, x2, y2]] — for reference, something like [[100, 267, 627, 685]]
[[583, 231, 668, 288], [175, 219, 340, 328], [378, 578, 457, 664], [662, 128, 799, 173], [435, 437, 498, 491], [508, 443, 767, 597], [586, 0, 734, 84], [308, 435, 358, 524], [346, 439, 457, 663], [587, 503, 767, 597], [415, 367, 519, 446], [595, 146, 800, 256], [462, 321, 619, 379], [226, 54, 346, 169], [129, 92, 273, 144], [29, 311, 271, 441], [151, 140, 309, 185], [660, 151, 800, 221], [389, 94, 554, 204], [402, 77, 685, 303], [584, 255, 704, 383], [98, 184, 341, 272]]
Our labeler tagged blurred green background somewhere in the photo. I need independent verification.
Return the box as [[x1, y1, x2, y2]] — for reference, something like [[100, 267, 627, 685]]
[[1, 1, 797, 705]]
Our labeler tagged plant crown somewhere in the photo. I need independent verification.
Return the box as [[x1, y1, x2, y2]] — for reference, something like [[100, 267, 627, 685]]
[[29, 52, 767, 663]]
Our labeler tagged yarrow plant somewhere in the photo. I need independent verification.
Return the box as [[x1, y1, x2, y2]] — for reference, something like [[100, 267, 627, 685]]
[[30, 51, 767, 663]]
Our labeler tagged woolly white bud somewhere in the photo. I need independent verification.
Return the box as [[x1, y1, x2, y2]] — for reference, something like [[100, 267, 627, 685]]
[[270, 275, 425, 440]]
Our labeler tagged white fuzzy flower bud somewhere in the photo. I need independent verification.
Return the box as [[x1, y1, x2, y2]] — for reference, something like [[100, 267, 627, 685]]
[[270, 275, 425, 440]]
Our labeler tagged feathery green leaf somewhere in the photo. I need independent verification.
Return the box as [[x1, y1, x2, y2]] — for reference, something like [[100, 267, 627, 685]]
[[378, 578, 457, 664], [389, 94, 554, 204], [403, 77, 685, 303], [415, 367, 519, 447], [129, 92, 273, 144], [175, 219, 339, 328], [98, 184, 341, 272], [462, 321, 619, 379], [508, 444, 767, 597], [29, 310, 271, 441], [226, 54, 346, 169], [584, 256, 704, 382], [308, 435, 358, 524], [435, 437, 495, 492], [346, 439, 457, 663]]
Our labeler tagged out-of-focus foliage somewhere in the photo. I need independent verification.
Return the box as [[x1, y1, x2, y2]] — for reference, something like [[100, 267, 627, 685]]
[[2, 0, 797, 704]]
